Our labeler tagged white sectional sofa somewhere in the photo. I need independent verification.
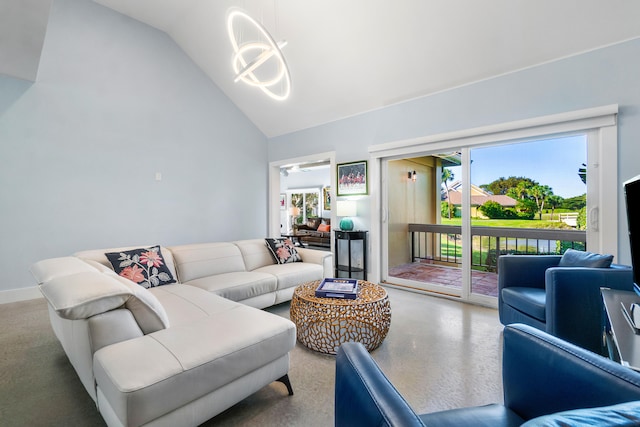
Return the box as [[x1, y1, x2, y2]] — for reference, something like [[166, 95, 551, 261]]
[[30, 239, 332, 427]]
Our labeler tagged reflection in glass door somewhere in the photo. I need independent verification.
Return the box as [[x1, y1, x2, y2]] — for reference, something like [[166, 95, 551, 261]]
[[385, 153, 463, 296], [467, 136, 587, 300]]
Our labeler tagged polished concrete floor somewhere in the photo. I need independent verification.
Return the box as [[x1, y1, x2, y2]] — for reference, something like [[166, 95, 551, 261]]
[[209, 287, 504, 426], [0, 288, 504, 427]]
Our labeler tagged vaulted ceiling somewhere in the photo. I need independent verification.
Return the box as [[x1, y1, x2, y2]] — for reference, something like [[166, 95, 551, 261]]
[[4, 0, 640, 137], [0, 0, 52, 81]]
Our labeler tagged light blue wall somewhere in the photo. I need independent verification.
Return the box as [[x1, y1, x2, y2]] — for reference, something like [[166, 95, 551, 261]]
[[268, 38, 640, 265], [0, 0, 267, 292]]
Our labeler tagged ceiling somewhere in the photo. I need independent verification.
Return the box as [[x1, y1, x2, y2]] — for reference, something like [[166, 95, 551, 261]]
[[4, 1, 640, 138]]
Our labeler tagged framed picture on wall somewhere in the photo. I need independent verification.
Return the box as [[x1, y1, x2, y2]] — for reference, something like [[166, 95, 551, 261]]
[[337, 161, 368, 196], [280, 194, 286, 210], [323, 187, 331, 210]]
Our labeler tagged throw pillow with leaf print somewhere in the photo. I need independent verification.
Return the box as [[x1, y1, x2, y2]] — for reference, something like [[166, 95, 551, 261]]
[[105, 246, 176, 288]]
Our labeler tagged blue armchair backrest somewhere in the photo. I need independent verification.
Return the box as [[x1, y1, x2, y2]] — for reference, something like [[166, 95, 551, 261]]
[[335, 324, 640, 426], [503, 324, 640, 419]]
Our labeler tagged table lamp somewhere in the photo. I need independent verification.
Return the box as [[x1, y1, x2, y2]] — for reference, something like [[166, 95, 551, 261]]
[[290, 206, 300, 229], [337, 200, 357, 231]]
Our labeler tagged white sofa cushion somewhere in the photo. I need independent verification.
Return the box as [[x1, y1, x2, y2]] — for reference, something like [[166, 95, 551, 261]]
[[31, 256, 100, 284], [255, 262, 325, 290], [169, 242, 247, 282], [183, 271, 277, 302], [148, 284, 240, 326], [39, 271, 131, 320], [233, 239, 277, 271]]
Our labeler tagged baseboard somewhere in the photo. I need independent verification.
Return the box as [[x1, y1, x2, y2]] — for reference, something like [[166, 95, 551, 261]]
[[0, 286, 43, 304]]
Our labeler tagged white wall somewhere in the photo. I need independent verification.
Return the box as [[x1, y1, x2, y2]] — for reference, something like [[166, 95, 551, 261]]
[[0, 0, 268, 295], [268, 38, 640, 265]]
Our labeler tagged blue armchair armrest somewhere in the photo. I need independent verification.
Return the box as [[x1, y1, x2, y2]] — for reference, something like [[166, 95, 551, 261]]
[[335, 342, 425, 427], [544, 264, 634, 352], [335, 324, 640, 427]]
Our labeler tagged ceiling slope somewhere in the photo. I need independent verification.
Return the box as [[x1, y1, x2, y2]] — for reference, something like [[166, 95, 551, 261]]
[[88, 1, 640, 136], [0, 0, 52, 81]]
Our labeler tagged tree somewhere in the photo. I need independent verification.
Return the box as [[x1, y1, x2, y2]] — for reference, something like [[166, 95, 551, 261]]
[[516, 199, 537, 219], [578, 163, 587, 184], [507, 180, 532, 201], [442, 168, 454, 219], [561, 194, 586, 210], [546, 195, 563, 221], [529, 184, 553, 220], [482, 176, 538, 196]]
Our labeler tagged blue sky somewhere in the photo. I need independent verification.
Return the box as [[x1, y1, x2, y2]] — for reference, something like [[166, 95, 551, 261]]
[[447, 135, 587, 199]]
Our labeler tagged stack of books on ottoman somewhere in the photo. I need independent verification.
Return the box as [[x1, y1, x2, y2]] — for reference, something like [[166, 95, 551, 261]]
[[315, 278, 358, 299]]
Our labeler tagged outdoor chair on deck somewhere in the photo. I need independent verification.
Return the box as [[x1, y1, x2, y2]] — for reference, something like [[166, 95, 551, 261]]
[[498, 250, 634, 354]]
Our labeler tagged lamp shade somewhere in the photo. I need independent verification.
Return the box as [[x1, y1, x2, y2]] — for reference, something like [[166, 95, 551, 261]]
[[337, 200, 357, 231], [336, 200, 357, 217]]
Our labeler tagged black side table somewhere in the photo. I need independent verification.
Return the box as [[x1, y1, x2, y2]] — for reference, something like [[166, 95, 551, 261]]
[[334, 230, 368, 280]]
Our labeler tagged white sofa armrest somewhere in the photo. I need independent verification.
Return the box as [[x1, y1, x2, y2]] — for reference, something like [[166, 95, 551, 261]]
[[296, 248, 333, 278]]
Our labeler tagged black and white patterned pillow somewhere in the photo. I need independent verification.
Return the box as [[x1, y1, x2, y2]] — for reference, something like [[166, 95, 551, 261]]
[[265, 238, 302, 264], [105, 246, 176, 288]]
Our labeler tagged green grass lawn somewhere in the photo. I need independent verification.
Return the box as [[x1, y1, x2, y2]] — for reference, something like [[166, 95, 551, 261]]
[[441, 217, 575, 229], [433, 216, 583, 270]]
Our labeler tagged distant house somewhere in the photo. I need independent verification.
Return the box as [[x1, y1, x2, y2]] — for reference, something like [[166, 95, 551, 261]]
[[443, 181, 517, 218]]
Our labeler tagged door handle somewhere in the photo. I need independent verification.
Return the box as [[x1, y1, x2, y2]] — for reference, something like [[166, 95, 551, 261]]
[[589, 207, 599, 231]]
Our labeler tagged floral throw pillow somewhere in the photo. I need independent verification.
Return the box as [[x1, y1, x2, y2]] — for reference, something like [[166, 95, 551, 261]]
[[265, 238, 302, 264], [105, 246, 176, 288]]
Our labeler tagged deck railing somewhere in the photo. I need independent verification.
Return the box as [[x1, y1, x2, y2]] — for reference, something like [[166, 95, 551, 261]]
[[408, 223, 586, 272]]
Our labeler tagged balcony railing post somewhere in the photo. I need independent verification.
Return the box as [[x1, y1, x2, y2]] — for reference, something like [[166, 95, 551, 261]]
[[411, 231, 416, 262]]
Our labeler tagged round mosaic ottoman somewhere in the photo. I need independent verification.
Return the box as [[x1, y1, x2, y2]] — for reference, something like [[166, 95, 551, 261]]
[[289, 280, 391, 354]]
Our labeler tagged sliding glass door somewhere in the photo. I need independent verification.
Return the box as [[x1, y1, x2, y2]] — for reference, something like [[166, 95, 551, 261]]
[[383, 135, 590, 305]]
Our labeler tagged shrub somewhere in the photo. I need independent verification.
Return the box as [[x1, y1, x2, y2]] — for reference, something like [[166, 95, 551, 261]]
[[441, 203, 458, 218], [478, 201, 502, 218], [577, 206, 586, 230], [478, 201, 524, 219]]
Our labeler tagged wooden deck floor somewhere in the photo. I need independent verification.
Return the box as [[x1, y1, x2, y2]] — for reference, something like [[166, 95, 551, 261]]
[[388, 262, 498, 297]]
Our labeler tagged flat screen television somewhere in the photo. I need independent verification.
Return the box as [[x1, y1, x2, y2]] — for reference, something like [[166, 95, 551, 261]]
[[624, 175, 640, 289]]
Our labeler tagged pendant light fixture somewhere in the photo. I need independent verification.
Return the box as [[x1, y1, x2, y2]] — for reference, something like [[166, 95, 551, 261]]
[[226, 9, 291, 101]]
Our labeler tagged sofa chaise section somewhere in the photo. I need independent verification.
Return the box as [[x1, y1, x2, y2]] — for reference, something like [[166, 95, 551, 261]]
[[94, 285, 295, 427]]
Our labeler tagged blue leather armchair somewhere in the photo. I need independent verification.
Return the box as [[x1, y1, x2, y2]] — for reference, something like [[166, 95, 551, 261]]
[[335, 324, 640, 427], [498, 254, 633, 354]]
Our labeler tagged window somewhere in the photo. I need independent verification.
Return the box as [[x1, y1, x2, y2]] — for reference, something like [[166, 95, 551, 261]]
[[287, 188, 320, 230]]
